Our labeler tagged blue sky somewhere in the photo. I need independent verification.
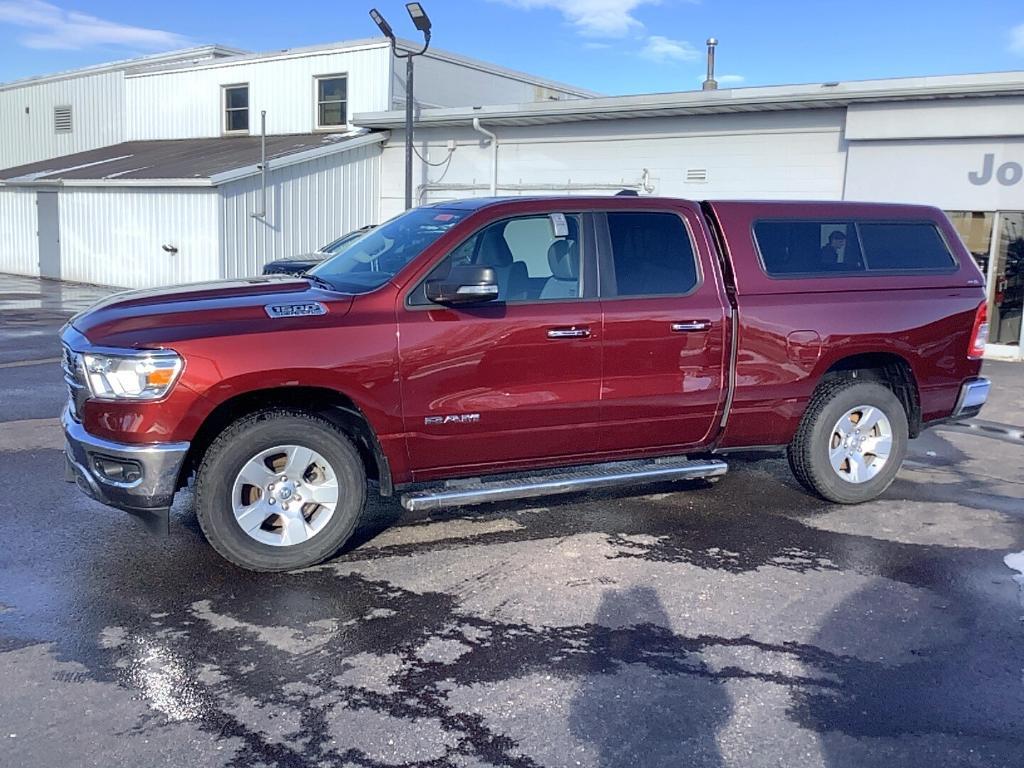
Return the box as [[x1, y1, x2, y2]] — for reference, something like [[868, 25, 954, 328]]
[[1, 0, 1023, 93]]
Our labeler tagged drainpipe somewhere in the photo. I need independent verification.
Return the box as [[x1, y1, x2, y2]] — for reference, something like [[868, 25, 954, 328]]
[[472, 117, 498, 196], [251, 110, 268, 219]]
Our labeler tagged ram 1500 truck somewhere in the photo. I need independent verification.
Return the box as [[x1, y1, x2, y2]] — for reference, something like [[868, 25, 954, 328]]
[[61, 197, 991, 571]]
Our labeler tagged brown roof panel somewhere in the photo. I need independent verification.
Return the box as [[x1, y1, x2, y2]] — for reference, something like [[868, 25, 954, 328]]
[[0, 133, 364, 182]]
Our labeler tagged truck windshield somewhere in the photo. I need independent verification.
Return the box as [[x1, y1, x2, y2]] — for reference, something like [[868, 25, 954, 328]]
[[307, 208, 466, 293]]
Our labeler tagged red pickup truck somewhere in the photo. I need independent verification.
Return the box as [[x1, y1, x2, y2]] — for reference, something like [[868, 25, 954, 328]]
[[61, 196, 991, 571]]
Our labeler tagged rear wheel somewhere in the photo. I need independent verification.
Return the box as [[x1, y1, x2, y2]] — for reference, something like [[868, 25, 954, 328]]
[[195, 409, 366, 571], [787, 379, 908, 504]]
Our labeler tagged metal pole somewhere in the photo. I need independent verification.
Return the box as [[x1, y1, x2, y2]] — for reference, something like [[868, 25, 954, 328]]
[[405, 56, 414, 210]]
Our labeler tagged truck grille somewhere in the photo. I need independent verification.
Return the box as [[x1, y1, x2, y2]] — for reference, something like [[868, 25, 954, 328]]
[[61, 344, 88, 421]]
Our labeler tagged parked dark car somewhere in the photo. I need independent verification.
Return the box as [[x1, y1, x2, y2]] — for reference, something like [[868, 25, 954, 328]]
[[62, 196, 990, 571], [261, 225, 376, 275]]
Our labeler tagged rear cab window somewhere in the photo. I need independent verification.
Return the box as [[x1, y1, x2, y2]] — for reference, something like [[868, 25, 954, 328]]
[[754, 219, 958, 277], [602, 211, 700, 297]]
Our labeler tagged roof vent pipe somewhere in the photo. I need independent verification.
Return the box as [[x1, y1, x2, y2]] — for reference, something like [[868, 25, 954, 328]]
[[702, 38, 718, 91]]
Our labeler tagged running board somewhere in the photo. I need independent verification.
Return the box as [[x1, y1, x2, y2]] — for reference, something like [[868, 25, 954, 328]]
[[400, 457, 728, 512]]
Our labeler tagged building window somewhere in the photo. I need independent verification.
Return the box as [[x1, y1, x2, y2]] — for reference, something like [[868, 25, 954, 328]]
[[223, 84, 249, 134], [315, 75, 347, 128], [54, 105, 72, 133]]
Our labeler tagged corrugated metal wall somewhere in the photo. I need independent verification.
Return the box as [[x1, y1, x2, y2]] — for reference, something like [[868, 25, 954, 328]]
[[0, 71, 125, 171], [219, 141, 381, 278], [125, 45, 393, 140], [0, 187, 39, 276], [58, 187, 220, 288]]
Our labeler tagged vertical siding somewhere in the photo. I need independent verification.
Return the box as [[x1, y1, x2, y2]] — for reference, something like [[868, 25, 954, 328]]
[[0, 71, 125, 170], [125, 46, 393, 140], [394, 53, 586, 109], [58, 187, 220, 288], [0, 187, 39, 276], [219, 142, 381, 278]]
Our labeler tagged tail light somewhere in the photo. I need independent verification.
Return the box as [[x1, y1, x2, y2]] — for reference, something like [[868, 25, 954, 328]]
[[968, 301, 988, 359]]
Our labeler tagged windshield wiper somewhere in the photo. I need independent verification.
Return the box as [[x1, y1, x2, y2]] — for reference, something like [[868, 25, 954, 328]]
[[303, 273, 337, 292]]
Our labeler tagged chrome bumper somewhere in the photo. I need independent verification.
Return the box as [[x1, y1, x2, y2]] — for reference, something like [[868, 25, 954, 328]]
[[952, 377, 990, 419], [62, 407, 189, 533]]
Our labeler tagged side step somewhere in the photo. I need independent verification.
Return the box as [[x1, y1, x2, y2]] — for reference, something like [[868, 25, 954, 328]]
[[400, 456, 728, 512]]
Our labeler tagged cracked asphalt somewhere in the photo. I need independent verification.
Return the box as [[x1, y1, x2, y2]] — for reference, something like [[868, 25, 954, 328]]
[[1, 274, 1023, 768]]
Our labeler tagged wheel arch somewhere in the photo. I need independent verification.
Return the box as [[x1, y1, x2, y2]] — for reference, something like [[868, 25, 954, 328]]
[[180, 386, 394, 496], [815, 351, 922, 437]]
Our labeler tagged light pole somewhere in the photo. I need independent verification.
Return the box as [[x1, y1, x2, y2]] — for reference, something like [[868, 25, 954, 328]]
[[370, 4, 432, 211]]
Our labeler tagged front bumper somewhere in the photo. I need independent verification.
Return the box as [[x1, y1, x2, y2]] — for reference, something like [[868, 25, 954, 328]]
[[952, 377, 991, 419], [62, 406, 189, 534]]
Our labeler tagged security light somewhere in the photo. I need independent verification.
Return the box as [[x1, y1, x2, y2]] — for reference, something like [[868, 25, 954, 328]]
[[369, 8, 395, 40], [405, 3, 431, 34]]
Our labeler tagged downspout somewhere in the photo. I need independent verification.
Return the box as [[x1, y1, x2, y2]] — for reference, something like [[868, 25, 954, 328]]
[[472, 117, 498, 196], [251, 110, 267, 219]]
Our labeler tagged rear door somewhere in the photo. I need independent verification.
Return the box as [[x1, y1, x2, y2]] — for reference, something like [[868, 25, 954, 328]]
[[398, 211, 604, 478], [596, 207, 729, 453]]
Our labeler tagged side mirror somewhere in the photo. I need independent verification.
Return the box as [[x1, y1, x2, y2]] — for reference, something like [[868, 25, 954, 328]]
[[425, 265, 499, 305]]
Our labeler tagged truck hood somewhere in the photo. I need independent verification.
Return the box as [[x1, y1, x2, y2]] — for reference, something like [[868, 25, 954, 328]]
[[69, 276, 354, 349]]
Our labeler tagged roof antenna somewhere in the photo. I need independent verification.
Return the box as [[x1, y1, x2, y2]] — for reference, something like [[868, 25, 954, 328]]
[[702, 38, 718, 91]]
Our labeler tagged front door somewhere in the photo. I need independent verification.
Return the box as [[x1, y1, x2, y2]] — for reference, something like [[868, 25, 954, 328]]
[[36, 190, 60, 280], [399, 212, 604, 478], [596, 209, 729, 453]]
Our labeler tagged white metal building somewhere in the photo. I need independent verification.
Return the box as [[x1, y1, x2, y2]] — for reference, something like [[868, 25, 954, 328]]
[[0, 37, 590, 288], [357, 71, 1024, 358], [0, 46, 242, 170]]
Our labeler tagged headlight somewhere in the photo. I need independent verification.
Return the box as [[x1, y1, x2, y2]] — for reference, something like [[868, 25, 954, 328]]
[[82, 350, 183, 401]]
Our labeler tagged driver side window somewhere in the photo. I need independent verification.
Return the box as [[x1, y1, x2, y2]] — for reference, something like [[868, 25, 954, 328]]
[[411, 214, 583, 305]]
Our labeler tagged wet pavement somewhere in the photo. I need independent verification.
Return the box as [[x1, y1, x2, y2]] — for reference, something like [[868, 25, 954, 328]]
[[1, 274, 1023, 768]]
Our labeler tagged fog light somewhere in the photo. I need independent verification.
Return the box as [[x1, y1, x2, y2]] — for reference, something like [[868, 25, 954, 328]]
[[93, 456, 143, 484]]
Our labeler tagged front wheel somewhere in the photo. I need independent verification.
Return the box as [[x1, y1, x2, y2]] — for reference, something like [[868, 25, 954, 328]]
[[195, 409, 366, 571], [787, 380, 908, 504]]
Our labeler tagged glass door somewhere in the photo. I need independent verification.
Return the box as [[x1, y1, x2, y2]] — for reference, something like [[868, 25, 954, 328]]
[[989, 212, 1024, 349]]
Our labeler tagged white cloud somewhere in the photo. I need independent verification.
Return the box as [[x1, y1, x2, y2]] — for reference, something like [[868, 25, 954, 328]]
[[717, 74, 744, 84], [1010, 22, 1024, 55], [640, 34, 698, 62], [494, 0, 660, 37], [0, 0, 189, 51]]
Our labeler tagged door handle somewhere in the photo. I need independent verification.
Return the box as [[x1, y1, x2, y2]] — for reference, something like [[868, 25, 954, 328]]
[[547, 327, 591, 339], [671, 320, 712, 332]]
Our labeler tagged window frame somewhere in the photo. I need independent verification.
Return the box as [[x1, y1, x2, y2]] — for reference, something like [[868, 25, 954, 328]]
[[593, 209, 705, 301], [751, 217, 961, 280], [404, 211, 598, 310], [222, 83, 250, 136], [314, 73, 349, 131]]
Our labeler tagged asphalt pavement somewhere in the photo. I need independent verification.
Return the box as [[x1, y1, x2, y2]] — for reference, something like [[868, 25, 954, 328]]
[[1, 274, 1023, 768]]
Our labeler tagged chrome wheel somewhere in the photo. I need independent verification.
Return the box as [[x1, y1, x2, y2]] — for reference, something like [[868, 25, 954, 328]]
[[828, 405, 893, 484], [230, 444, 339, 547]]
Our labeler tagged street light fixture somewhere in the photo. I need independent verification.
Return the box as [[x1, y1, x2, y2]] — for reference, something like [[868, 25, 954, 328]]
[[370, 4, 433, 210]]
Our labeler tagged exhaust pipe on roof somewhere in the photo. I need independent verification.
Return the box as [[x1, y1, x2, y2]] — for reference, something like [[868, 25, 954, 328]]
[[702, 38, 718, 91]]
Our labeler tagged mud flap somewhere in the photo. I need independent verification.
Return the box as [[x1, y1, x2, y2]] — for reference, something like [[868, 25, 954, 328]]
[[126, 507, 171, 536]]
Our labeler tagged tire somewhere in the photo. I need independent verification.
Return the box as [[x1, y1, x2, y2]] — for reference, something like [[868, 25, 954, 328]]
[[195, 408, 366, 571], [787, 379, 908, 504]]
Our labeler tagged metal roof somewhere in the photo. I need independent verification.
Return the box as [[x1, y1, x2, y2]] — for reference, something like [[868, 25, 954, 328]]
[[354, 70, 1024, 128], [0, 45, 247, 92], [0, 130, 385, 187]]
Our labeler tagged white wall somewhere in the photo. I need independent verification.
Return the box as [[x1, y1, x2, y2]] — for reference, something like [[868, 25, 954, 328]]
[[394, 51, 588, 109], [57, 187, 220, 288], [846, 98, 1024, 141], [844, 138, 1024, 210], [379, 110, 848, 219], [0, 187, 39, 276], [219, 141, 381, 278], [125, 44, 394, 140], [0, 71, 125, 171]]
